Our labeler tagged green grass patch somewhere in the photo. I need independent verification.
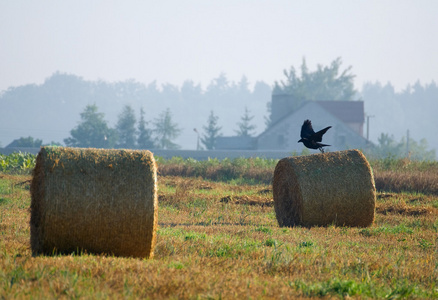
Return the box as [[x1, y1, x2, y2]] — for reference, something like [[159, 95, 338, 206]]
[[292, 278, 434, 298], [360, 224, 414, 236], [264, 238, 278, 247], [255, 226, 272, 234]]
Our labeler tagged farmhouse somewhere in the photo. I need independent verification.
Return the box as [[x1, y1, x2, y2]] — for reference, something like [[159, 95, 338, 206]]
[[217, 94, 370, 152]]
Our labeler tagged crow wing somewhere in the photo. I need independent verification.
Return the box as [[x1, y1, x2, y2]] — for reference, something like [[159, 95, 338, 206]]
[[300, 119, 315, 139], [314, 126, 332, 142]]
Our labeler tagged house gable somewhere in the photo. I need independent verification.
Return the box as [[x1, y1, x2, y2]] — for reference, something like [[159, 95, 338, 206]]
[[257, 102, 368, 152], [269, 94, 365, 137]]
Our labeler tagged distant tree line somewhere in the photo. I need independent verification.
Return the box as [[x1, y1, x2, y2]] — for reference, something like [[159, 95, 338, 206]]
[[5, 136, 61, 148], [2, 58, 437, 159], [362, 80, 438, 160], [63, 104, 177, 149], [0, 71, 271, 150], [58, 103, 257, 150]]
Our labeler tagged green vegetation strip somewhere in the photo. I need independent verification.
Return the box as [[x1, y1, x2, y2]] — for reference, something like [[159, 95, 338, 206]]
[[2, 152, 438, 193], [0, 152, 36, 174]]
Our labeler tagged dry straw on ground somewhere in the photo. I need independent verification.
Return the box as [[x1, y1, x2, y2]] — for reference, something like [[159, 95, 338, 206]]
[[30, 147, 158, 258], [273, 149, 376, 227]]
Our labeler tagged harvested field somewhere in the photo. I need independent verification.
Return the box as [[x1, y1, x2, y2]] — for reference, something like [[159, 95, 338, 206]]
[[1, 171, 437, 299]]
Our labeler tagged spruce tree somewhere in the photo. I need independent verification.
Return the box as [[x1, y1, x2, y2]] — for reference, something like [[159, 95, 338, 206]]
[[235, 107, 256, 137], [201, 111, 222, 150]]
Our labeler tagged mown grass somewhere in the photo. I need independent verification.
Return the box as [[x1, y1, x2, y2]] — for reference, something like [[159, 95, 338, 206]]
[[1, 173, 437, 299]]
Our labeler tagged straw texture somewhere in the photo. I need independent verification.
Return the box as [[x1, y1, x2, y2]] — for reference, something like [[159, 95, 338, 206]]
[[273, 149, 375, 227], [30, 147, 158, 258]]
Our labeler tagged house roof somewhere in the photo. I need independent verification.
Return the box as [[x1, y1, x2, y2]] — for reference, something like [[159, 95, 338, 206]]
[[315, 101, 364, 123]]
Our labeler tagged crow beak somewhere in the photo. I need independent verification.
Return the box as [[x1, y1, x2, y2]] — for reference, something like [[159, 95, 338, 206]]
[[298, 139, 302, 143]]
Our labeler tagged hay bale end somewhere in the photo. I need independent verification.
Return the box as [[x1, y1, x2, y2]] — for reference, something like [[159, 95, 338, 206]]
[[273, 149, 375, 227]]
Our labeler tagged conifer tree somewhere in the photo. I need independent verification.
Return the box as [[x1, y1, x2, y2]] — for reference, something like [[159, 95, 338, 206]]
[[235, 107, 256, 137], [201, 111, 222, 150]]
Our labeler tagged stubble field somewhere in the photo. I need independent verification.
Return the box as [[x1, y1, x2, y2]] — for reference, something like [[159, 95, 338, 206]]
[[1, 156, 438, 299]]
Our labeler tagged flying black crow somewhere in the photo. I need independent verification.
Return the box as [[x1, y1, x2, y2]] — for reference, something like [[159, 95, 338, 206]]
[[298, 119, 331, 153]]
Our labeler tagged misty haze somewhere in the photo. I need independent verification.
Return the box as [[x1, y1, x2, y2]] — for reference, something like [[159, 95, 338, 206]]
[[1, 1, 437, 160]]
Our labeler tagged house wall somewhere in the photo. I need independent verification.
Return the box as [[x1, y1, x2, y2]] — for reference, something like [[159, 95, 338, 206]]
[[256, 121, 291, 151], [346, 122, 364, 136]]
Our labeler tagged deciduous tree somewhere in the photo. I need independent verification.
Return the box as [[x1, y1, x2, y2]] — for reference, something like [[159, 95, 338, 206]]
[[137, 107, 155, 149], [6, 136, 42, 148], [368, 133, 436, 160], [64, 104, 116, 148], [116, 104, 137, 149], [153, 108, 181, 149], [273, 57, 357, 102]]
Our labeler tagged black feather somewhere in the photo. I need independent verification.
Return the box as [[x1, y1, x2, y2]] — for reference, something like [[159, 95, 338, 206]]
[[298, 119, 332, 153]]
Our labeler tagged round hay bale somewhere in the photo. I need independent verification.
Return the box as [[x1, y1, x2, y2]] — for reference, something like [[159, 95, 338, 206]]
[[273, 149, 375, 227], [30, 147, 158, 258]]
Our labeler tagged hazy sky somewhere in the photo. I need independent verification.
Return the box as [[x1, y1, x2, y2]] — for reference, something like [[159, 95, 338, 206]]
[[1, 0, 437, 92]]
